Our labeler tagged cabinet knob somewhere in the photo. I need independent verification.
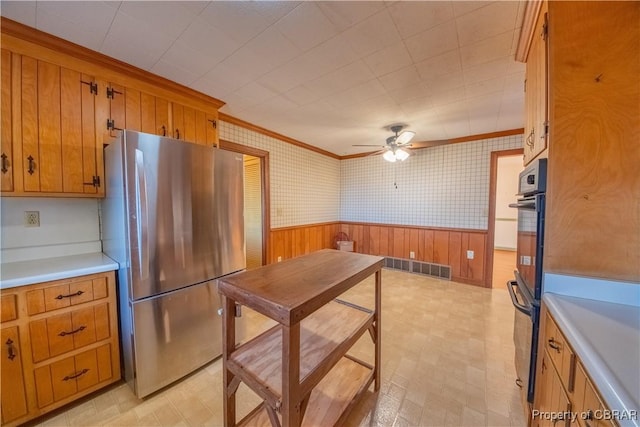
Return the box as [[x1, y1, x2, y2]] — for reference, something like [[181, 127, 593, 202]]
[[62, 368, 89, 381], [27, 155, 35, 175], [55, 290, 84, 300], [5, 338, 16, 361], [58, 325, 87, 337], [548, 338, 561, 353], [1, 153, 8, 173]]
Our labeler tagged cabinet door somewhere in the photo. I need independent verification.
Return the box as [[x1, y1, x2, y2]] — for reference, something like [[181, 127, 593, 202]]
[[179, 104, 218, 146], [523, 4, 549, 165], [172, 102, 184, 140], [19, 57, 100, 195], [1, 326, 28, 424], [139, 92, 170, 137], [1, 49, 14, 192], [533, 351, 572, 427]]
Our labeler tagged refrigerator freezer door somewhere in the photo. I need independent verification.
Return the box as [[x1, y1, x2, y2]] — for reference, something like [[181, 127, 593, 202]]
[[123, 131, 245, 300], [130, 280, 222, 398]]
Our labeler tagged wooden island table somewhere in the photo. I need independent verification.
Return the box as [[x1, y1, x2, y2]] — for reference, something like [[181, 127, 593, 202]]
[[217, 249, 384, 427]]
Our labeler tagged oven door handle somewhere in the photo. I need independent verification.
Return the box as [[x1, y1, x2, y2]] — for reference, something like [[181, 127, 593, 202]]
[[507, 280, 532, 316], [509, 201, 536, 209]]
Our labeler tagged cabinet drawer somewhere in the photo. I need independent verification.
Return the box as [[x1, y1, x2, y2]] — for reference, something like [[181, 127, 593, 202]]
[[26, 276, 108, 315], [29, 302, 111, 363], [33, 343, 114, 408], [544, 311, 576, 392], [1, 294, 18, 322]]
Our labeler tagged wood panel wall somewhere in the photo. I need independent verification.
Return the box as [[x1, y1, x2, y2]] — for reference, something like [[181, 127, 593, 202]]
[[269, 222, 341, 264], [269, 222, 488, 287]]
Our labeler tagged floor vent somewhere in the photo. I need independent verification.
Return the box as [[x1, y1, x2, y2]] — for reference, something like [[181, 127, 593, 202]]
[[384, 257, 451, 280]]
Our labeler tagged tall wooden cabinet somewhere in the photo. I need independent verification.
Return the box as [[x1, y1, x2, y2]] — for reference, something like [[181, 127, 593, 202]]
[[0, 17, 224, 198], [517, 2, 640, 282]]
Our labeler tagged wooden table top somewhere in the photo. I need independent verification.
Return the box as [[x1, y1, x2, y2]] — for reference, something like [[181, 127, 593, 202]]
[[217, 249, 384, 326]]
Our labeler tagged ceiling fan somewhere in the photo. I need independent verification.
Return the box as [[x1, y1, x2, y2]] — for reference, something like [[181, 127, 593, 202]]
[[354, 125, 416, 162]]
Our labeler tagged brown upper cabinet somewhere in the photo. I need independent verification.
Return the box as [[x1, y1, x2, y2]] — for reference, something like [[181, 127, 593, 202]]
[[0, 17, 224, 198], [1, 49, 14, 193], [5, 53, 103, 197], [522, 1, 548, 165], [171, 102, 218, 146]]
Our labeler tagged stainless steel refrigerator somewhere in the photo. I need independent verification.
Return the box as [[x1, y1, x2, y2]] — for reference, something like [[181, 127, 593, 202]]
[[101, 130, 245, 398]]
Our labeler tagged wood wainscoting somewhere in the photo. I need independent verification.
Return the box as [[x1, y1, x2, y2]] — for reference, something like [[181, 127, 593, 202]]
[[269, 222, 488, 287], [269, 222, 341, 264]]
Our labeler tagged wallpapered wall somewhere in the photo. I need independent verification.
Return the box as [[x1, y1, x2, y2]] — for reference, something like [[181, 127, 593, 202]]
[[340, 134, 523, 230], [220, 120, 522, 231], [219, 121, 341, 228]]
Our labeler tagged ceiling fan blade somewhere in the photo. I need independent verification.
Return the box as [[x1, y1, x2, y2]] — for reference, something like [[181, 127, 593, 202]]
[[410, 139, 451, 149], [395, 130, 415, 145], [353, 144, 385, 147], [367, 148, 388, 156]]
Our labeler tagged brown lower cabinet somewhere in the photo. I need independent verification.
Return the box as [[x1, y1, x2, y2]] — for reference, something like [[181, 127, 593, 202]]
[[0, 271, 120, 426], [533, 307, 616, 427]]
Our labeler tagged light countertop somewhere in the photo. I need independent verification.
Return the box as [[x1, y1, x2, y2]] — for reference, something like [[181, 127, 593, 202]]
[[0, 252, 119, 289], [544, 293, 640, 427]]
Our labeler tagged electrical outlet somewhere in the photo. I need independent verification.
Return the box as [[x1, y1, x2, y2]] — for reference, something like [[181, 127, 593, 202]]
[[24, 211, 40, 227], [466, 250, 474, 260], [277, 256, 282, 262], [409, 251, 415, 259]]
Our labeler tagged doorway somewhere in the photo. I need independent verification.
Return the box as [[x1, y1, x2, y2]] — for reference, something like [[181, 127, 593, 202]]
[[486, 148, 524, 288], [243, 155, 263, 269], [219, 140, 270, 268]]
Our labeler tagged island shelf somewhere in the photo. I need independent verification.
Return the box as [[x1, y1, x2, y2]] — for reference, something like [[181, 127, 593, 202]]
[[217, 249, 384, 427]]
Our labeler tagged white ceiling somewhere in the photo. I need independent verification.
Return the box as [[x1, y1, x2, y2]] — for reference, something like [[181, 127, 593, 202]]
[[1, 1, 526, 156]]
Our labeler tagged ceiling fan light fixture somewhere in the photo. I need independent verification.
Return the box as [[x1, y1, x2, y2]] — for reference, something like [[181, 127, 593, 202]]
[[383, 150, 397, 162], [395, 148, 410, 161]]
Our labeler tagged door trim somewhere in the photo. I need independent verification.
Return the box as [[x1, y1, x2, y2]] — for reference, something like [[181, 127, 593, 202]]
[[218, 139, 270, 266], [486, 148, 524, 287]]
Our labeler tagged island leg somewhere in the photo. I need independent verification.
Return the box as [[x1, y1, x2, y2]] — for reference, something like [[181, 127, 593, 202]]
[[282, 322, 301, 427], [374, 268, 382, 391], [222, 295, 237, 427]]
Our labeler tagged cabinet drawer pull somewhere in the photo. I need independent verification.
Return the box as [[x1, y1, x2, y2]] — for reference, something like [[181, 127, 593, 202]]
[[5, 338, 16, 361], [161, 125, 166, 136], [58, 325, 86, 337], [62, 368, 89, 381], [175, 128, 180, 139], [1, 152, 9, 173], [548, 338, 561, 352], [584, 410, 594, 427], [55, 290, 84, 300], [27, 155, 35, 175]]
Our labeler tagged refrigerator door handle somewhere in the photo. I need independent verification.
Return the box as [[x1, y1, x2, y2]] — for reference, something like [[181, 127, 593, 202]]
[[135, 149, 150, 280]]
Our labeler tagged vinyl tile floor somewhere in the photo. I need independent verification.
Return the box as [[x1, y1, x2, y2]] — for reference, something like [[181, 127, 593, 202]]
[[33, 269, 526, 427]]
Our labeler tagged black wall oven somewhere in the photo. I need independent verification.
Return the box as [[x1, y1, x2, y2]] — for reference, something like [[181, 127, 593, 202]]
[[508, 158, 547, 404]]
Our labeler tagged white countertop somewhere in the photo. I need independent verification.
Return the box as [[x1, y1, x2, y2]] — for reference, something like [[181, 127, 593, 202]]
[[0, 252, 119, 289], [544, 293, 640, 427]]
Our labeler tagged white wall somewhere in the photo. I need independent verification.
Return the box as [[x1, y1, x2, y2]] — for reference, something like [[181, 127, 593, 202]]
[[340, 134, 523, 229], [0, 198, 101, 263], [494, 155, 521, 250], [220, 121, 341, 228]]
